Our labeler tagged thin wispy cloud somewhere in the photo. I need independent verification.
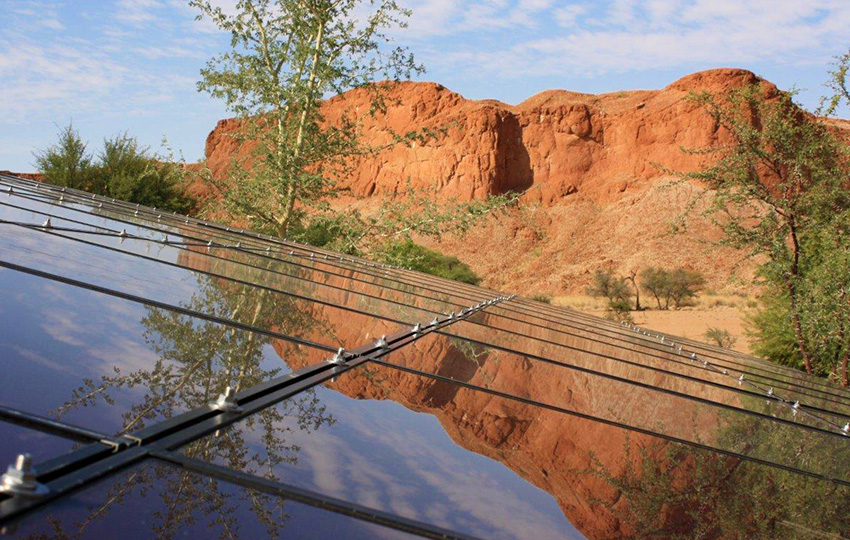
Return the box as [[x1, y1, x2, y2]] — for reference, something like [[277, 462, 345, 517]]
[[0, 0, 847, 172]]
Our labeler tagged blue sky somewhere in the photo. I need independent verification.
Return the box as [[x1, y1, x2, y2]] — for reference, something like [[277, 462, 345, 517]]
[[1, 0, 848, 172]]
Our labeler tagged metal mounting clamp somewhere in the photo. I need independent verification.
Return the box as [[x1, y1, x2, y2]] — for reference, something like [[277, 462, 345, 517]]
[[0, 454, 49, 498]]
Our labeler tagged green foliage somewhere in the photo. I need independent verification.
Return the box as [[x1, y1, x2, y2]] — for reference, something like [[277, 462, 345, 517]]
[[820, 47, 850, 116], [680, 81, 850, 380], [640, 267, 705, 309], [606, 298, 634, 323], [530, 294, 552, 304], [33, 123, 94, 190], [588, 269, 635, 321], [379, 240, 480, 285], [587, 269, 632, 304], [704, 327, 737, 349], [747, 291, 805, 370], [193, 0, 424, 236], [34, 125, 194, 213]]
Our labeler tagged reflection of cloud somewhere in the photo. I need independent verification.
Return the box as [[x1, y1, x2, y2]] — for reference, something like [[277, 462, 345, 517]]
[[6, 344, 77, 375], [248, 389, 576, 540], [40, 311, 88, 347]]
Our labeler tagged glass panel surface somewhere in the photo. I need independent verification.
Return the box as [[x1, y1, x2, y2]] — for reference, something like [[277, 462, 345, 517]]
[[0, 267, 316, 435], [447, 316, 850, 421], [377, 331, 850, 482], [8, 461, 418, 539], [0, 421, 77, 469], [181, 364, 584, 540], [0, 206, 437, 343], [0, 194, 462, 316], [180, 362, 849, 539]]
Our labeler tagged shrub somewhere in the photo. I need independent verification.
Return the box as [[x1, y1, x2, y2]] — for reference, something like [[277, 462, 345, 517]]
[[34, 125, 194, 214], [640, 267, 705, 309], [587, 269, 632, 304], [530, 294, 552, 304], [704, 327, 737, 349], [380, 241, 481, 285]]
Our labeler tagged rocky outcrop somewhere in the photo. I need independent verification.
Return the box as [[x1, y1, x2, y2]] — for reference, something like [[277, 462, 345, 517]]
[[203, 69, 777, 205], [200, 69, 848, 294]]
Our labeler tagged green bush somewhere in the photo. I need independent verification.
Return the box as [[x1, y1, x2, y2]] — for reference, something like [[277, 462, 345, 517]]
[[380, 241, 481, 285], [640, 267, 705, 309], [587, 269, 632, 304], [530, 294, 553, 304], [704, 327, 737, 349], [34, 125, 194, 214]]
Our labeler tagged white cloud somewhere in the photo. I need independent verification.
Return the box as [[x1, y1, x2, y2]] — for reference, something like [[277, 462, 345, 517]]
[[413, 0, 850, 80]]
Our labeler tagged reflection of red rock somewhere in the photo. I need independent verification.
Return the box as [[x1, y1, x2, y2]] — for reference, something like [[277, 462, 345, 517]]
[[174, 244, 733, 539], [0, 170, 44, 182], [198, 69, 850, 294]]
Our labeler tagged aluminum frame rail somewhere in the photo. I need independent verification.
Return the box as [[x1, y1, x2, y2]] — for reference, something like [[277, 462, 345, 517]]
[[3, 174, 843, 401], [0, 292, 508, 539], [2, 178, 849, 433], [3, 211, 848, 432]]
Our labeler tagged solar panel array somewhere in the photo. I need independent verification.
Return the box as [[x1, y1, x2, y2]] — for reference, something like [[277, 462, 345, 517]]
[[0, 173, 848, 539]]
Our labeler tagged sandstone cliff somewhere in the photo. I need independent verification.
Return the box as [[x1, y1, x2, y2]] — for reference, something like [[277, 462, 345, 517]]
[[201, 69, 848, 295]]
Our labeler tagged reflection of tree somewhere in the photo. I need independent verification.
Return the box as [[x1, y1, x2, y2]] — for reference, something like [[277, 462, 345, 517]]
[[37, 262, 337, 538], [580, 423, 850, 539]]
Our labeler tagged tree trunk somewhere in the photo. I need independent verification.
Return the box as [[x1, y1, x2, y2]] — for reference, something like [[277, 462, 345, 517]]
[[627, 274, 641, 311], [786, 221, 814, 375], [278, 19, 326, 235], [786, 277, 814, 375]]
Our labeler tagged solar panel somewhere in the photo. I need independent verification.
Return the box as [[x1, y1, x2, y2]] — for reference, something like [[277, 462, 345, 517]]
[[0, 173, 848, 539]]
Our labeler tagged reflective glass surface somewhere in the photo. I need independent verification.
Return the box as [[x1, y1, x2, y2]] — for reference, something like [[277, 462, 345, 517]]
[[378, 330, 850, 482], [8, 461, 419, 539], [0, 421, 77, 470], [2, 176, 849, 540], [0, 267, 313, 435], [181, 363, 584, 540]]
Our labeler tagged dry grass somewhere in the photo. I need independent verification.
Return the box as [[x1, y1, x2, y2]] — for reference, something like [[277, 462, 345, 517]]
[[550, 293, 756, 354]]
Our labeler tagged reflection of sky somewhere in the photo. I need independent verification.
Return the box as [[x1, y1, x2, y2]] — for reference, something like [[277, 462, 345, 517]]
[[214, 381, 585, 540], [13, 462, 416, 540], [0, 266, 289, 437]]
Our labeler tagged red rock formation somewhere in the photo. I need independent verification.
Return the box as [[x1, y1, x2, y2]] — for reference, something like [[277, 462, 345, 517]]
[[200, 69, 848, 294]]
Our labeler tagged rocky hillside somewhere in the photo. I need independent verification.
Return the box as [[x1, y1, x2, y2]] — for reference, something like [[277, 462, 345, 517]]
[[201, 69, 847, 295]]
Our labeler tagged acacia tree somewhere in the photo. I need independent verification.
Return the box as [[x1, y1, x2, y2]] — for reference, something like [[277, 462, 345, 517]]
[[683, 84, 850, 379], [192, 0, 517, 257]]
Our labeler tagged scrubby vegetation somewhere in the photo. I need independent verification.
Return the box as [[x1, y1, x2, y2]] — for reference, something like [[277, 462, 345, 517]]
[[704, 327, 737, 349], [678, 64, 850, 385], [34, 124, 194, 214], [587, 267, 706, 318], [640, 267, 706, 309], [379, 240, 481, 285]]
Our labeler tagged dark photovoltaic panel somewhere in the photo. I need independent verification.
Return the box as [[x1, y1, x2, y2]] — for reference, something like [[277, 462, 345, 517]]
[[0, 173, 848, 539]]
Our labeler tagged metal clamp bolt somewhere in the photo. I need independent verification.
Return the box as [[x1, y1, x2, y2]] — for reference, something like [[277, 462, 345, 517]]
[[0, 454, 49, 497], [329, 347, 347, 365], [211, 386, 242, 413]]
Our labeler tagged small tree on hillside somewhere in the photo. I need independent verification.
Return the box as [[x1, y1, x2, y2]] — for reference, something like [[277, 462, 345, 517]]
[[192, 0, 518, 255], [588, 269, 632, 305], [640, 267, 705, 309], [681, 83, 850, 379], [625, 270, 642, 311], [588, 269, 634, 321]]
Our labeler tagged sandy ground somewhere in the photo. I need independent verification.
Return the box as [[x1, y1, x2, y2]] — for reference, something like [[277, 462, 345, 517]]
[[553, 295, 754, 355]]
